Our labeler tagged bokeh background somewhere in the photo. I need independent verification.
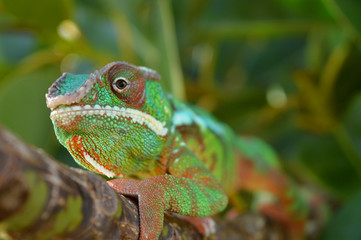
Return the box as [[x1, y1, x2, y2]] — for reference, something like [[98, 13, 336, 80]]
[[1, 0, 361, 238]]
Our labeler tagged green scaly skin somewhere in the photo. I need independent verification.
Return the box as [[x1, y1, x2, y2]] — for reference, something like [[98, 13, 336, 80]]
[[46, 62, 309, 239]]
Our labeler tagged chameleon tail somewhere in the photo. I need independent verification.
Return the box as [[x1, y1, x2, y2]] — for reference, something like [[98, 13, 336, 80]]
[[234, 136, 312, 234]]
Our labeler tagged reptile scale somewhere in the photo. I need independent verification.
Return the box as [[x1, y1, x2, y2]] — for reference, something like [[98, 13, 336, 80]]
[[46, 61, 314, 239]]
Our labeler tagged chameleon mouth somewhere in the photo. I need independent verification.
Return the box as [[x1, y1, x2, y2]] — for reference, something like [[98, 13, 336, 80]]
[[50, 105, 168, 136], [82, 152, 118, 178]]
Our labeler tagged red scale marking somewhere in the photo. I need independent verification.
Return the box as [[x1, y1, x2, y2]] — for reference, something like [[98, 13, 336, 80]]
[[67, 136, 91, 170], [68, 136, 109, 175]]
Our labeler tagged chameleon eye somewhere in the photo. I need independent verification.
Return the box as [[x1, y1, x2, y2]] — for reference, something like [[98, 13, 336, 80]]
[[107, 62, 146, 107], [112, 77, 129, 92]]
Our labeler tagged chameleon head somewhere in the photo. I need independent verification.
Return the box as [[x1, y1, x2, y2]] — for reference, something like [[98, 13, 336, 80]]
[[46, 62, 171, 178]]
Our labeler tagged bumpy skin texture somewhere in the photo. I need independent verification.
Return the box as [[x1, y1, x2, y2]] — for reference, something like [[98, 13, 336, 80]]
[[47, 62, 309, 239]]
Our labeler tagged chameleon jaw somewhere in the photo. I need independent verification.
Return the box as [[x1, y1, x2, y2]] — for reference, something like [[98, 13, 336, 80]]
[[83, 152, 117, 178], [50, 104, 168, 136]]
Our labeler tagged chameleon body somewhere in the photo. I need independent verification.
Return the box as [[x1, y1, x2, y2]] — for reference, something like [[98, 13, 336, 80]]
[[46, 62, 309, 239]]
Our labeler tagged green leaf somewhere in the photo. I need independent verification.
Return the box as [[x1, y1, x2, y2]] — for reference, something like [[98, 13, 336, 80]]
[[0, 32, 36, 65], [322, 189, 361, 240], [2, 0, 71, 30], [345, 93, 361, 140], [299, 133, 361, 198], [343, 93, 361, 169], [330, 0, 361, 37], [0, 66, 60, 151], [331, 44, 361, 118]]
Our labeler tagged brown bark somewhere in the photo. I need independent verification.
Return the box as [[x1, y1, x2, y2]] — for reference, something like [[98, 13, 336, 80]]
[[0, 126, 285, 240]]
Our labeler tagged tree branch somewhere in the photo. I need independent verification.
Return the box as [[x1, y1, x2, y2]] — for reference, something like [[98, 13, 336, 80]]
[[0, 126, 285, 239]]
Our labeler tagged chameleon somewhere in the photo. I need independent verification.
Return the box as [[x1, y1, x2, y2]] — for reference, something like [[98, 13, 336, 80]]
[[46, 61, 312, 239]]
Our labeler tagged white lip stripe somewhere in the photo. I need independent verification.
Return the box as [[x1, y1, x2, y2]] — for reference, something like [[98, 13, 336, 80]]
[[50, 105, 168, 136], [83, 152, 116, 178]]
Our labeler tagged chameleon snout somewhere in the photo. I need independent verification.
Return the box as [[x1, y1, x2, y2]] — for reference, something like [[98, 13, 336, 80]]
[[46, 72, 96, 109]]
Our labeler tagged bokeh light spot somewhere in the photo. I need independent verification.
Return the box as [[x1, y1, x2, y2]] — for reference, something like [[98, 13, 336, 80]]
[[57, 20, 81, 41]]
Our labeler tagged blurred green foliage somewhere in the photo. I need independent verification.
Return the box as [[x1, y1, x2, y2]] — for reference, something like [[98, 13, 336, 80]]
[[1, 0, 361, 238]]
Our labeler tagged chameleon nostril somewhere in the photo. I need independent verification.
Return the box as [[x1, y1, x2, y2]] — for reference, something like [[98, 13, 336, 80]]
[[47, 73, 68, 98]]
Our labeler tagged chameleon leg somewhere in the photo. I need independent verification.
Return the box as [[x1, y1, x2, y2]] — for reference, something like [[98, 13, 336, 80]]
[[108, 178, 166, 240], [108, 147, 228, 239]]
